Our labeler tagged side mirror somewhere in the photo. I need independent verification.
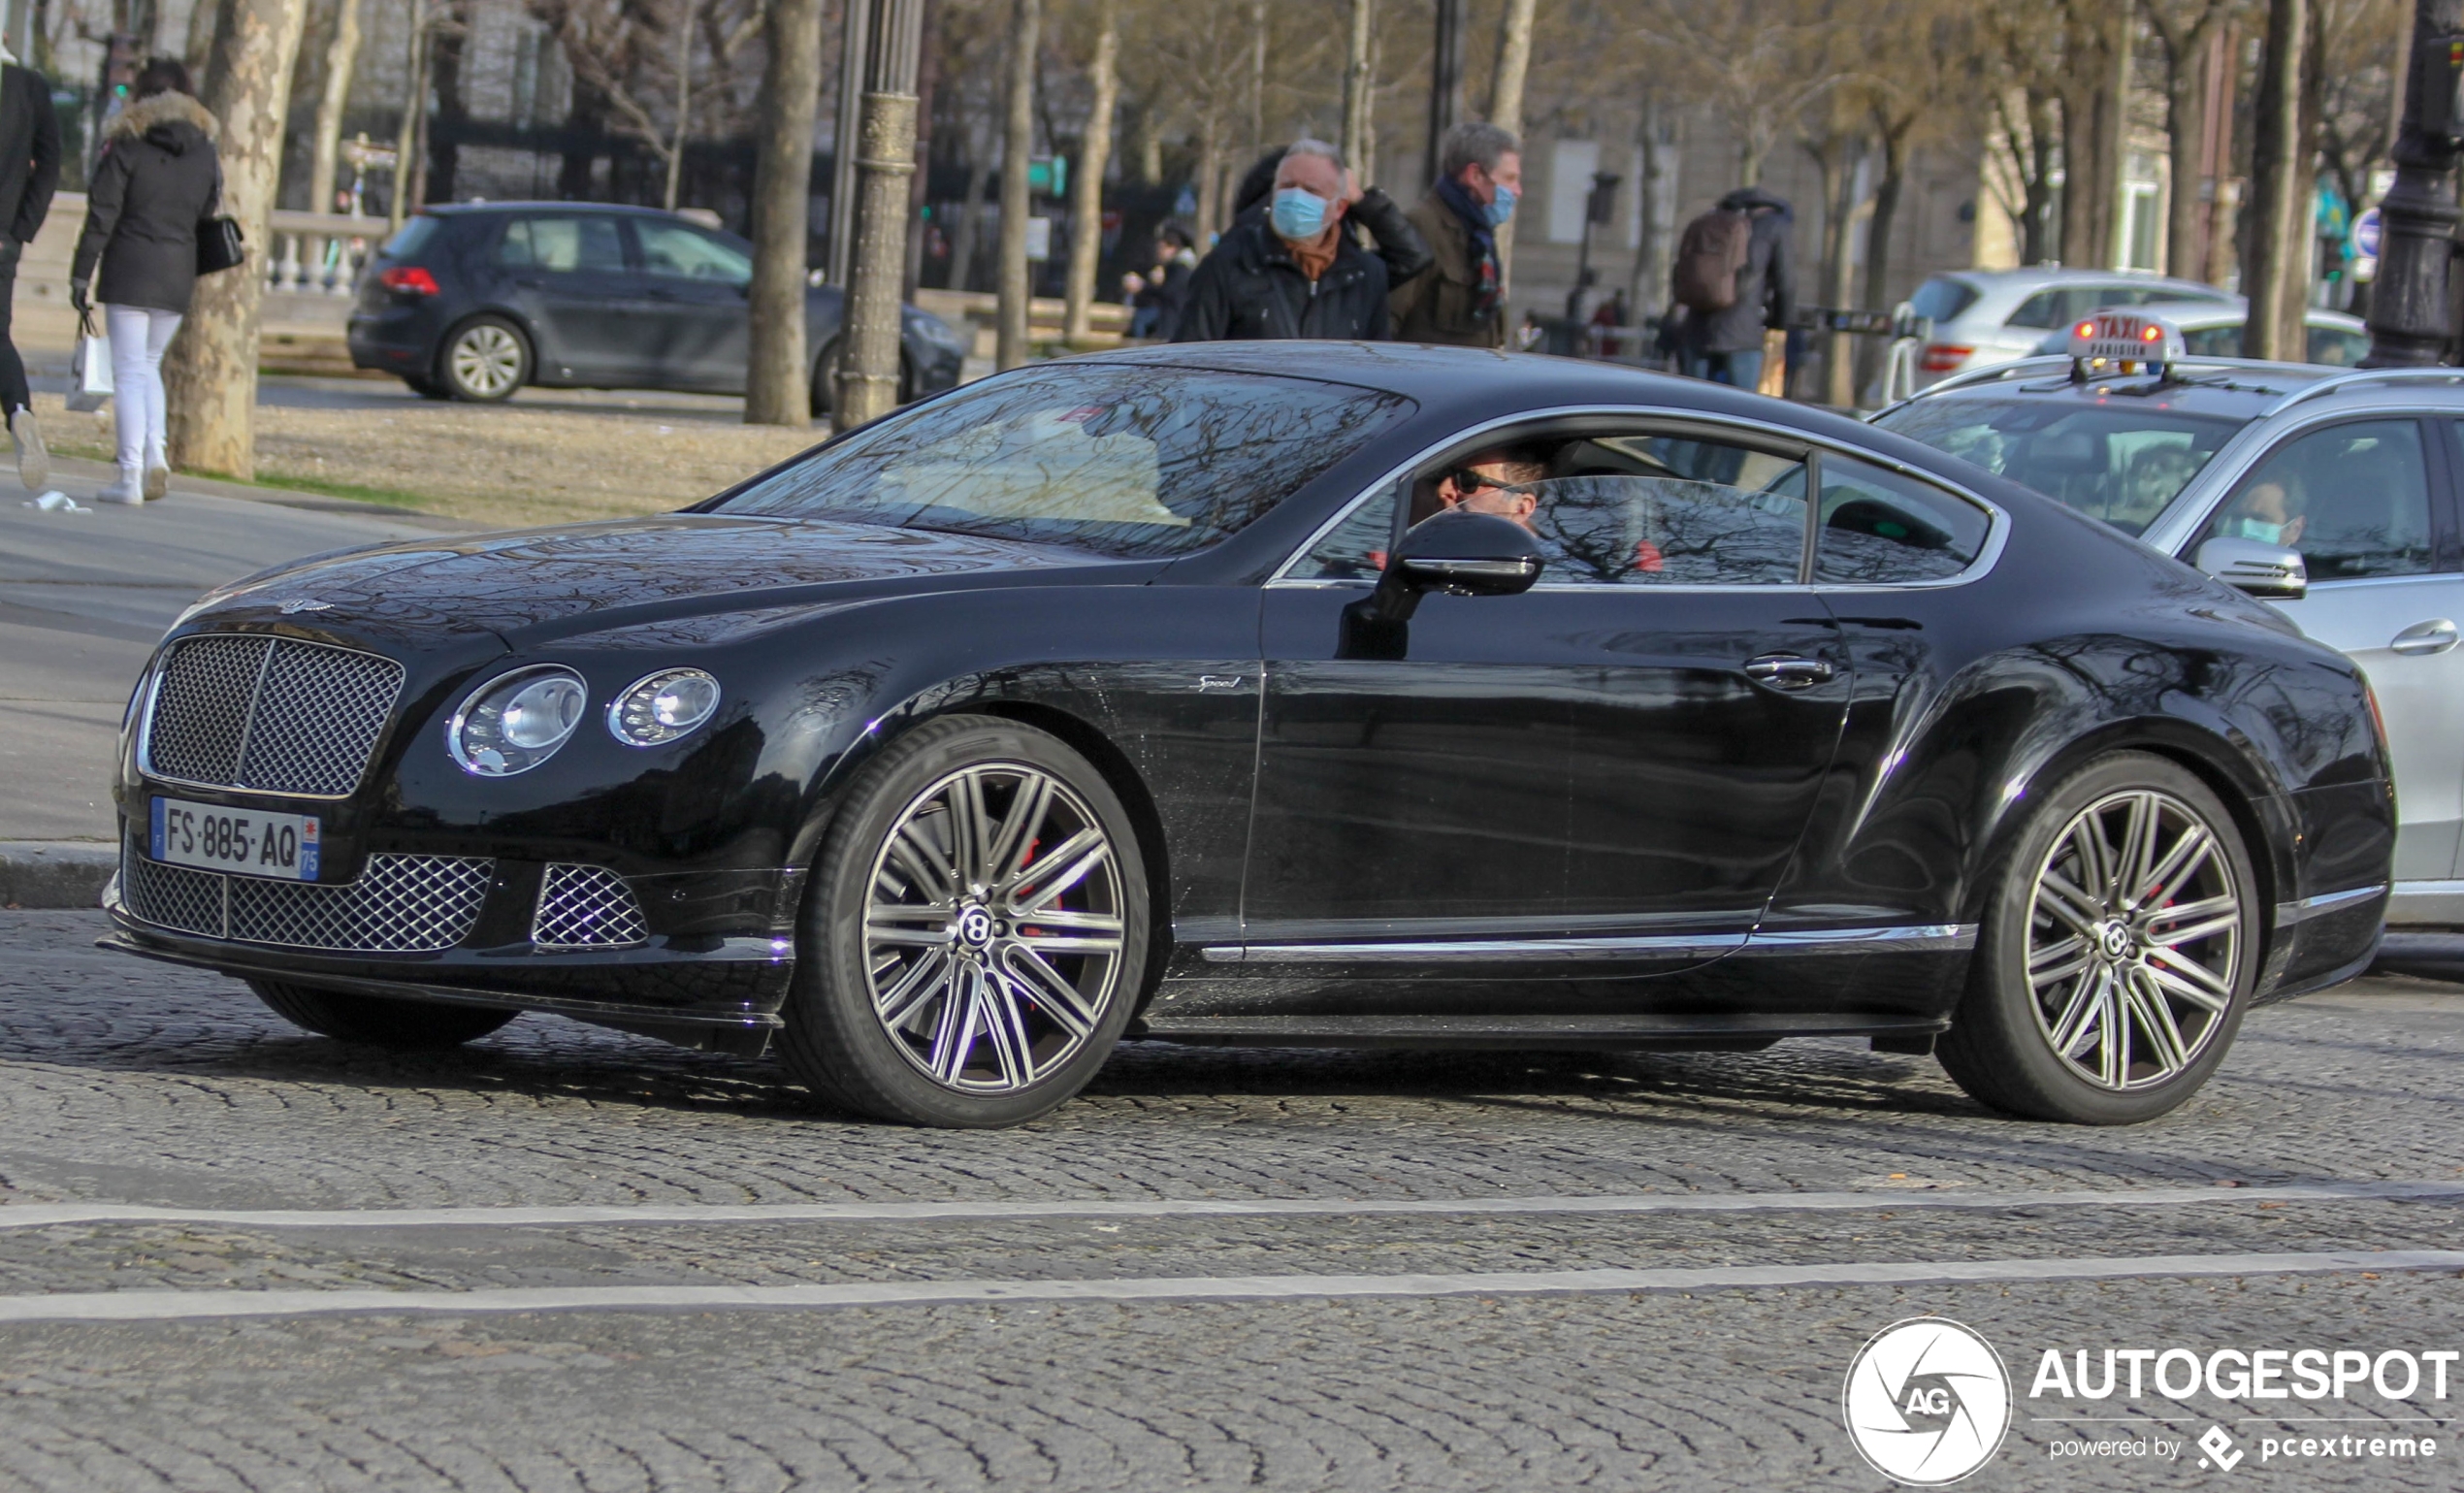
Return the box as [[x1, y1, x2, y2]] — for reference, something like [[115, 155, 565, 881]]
[[1387, 508, 1545, 598], [2194, 536, 2307, 602]]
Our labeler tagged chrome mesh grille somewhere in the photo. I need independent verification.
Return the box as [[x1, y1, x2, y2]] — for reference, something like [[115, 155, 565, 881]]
[[121, 843, 492, 953], [532, 864, 650, 948], [144, 635, 405, 796]]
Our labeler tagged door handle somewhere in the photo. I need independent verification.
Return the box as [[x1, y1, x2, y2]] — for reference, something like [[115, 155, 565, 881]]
[[2389, 618, 2459, 656], [1744, 654, 1835, 688]]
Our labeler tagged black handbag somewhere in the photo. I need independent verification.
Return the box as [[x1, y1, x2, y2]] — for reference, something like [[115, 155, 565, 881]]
[[196, 214, 244, 275]]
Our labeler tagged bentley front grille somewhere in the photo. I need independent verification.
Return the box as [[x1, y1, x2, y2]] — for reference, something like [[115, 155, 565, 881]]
[[143, 634, 405, 797], [532, 863, 650, 949], [122, 845, 493, 953]]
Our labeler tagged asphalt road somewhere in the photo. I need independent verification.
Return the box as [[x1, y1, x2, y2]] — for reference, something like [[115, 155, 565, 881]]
[[0, 467, 461, 843], [2, 910, 2459, 1491]]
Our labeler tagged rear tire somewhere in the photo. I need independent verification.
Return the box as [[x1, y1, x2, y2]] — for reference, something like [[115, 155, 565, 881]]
[[403, 374, 452, 401], [249, 978, 518, 1049], [438, 315, 531, 402], [1937, 752, 2257, 1124], [776, 715, 1151, 1127]]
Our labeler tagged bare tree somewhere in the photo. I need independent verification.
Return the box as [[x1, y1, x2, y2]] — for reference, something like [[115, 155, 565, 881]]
[[745, 0, 823, 425], [530, 0, 764, 208], [2245, 0, 2310, 358], [1484, 0, 1534, 274], [2144, 0, 2239, 282], [163, 0, 312, 478], [995, 0, 1039, 369], [306, 0, 362, 216], [1340, 0, 1373, 171], [1061, 0, 1118, 343], [1634, 0, 1845, 185]]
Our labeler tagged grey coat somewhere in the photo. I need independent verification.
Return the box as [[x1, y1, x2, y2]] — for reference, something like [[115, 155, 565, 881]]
[[72, 91, 222, 315]]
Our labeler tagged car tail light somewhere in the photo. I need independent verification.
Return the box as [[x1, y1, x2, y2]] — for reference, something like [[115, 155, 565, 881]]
[[379, 266, 439, 295], [1919, 343, 1973, 373]]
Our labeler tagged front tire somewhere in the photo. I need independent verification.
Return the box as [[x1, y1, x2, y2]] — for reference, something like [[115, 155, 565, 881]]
[[1938, 752, 2257, 1124], [249, 978, 518, 1049], [439, 315, 531, 402], [777, 715, 1151, 1127]]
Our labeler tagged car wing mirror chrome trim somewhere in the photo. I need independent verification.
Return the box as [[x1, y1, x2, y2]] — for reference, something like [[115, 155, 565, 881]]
[[2195, 536, 2308, 601]]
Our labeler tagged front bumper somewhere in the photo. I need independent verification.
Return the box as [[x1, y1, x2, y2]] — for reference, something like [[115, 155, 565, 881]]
[[103, 840, 804, 1034]]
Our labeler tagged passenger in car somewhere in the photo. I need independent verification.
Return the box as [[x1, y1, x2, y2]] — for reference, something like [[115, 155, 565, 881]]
[[1435, 446, 1550, 530]]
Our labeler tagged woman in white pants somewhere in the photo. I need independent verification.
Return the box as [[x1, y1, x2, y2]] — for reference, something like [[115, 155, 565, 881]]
[[68, 59, 219, 504]]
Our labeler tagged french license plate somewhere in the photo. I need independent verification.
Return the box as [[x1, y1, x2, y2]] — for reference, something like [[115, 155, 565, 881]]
[[149, 796, 320, 881]]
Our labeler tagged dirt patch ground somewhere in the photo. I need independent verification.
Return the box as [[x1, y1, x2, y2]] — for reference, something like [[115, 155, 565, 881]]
[[29, 392, 829, 528]]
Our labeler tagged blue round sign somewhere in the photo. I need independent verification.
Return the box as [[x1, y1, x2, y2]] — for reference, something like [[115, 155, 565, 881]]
[[2354, 207, 2383, 259]]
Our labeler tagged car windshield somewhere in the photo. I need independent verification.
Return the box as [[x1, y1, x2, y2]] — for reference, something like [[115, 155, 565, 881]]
[[710, 365, 1413, 558], [1874, 398, 2248, 536]]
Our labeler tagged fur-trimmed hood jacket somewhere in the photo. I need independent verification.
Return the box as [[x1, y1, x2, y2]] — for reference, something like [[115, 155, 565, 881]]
[[73, 90, 223, 314]]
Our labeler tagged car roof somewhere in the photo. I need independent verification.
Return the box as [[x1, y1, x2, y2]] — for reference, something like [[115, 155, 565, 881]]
[[2119, 298, 2364, 331], [423, 201, 693, 219], [1887, 358, 2464, 422]]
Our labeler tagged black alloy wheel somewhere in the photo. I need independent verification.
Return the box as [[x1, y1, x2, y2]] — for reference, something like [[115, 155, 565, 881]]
[[248, 978, 519, 1049], [1937, 752, 2257, 1124], [778, 715, 1150, 1127], [439, 315, 532, 402]]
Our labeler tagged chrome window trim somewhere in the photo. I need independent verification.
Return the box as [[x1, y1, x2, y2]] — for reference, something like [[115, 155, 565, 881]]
[[1203, 923, 1975, 964], [135, 634, 401, 803], [1267, 403, 2009, 593]]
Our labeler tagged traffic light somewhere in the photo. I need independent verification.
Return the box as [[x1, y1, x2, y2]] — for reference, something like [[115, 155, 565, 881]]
[[100, 34, 139, 107]]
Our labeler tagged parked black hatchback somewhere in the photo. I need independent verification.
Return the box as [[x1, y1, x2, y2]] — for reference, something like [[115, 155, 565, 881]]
[[345, 203, 969, 412]]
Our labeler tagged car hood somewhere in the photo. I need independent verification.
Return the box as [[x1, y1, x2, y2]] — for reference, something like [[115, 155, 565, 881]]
[[183, 514, 1144, 649]]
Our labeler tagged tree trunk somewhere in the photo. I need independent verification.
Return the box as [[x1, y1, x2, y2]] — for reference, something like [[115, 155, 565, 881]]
[[2202, 21, 2239, 287], [2093, 2, 2129, 267], [557, 76, 603, 198], [183, 0, 218, 75], [1814, 133, 1864, 407], [1061, 0, 1116, 343], [1193, 105, 1221, 243], [665, 0, 695, 210], [994, 0, 1039, 370], [948, 117, 989, 290], [1246, 0, 1265, 159], [2279, 0, 2322, 346], [1628, 98, 1668, 315], [2245, 0, 2305, 360], [163, 0, 310, 480], [425, 8, 464, 205], [306, 0, 360, 216], [2154, 13, 2217, 281], [1859, 117, 1907, 396], [745, 0, 823, 426], [389, 0, 425, 230], [902, 0, 938, 302], [1341, 0, 1372, 175], [2025, 89, 2059, 265], [1484, 0, 1534, 279]]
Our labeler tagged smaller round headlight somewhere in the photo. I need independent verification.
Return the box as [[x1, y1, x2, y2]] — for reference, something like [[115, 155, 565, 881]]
[[609, 668, 721, 746], [450, 665, 588, 776]]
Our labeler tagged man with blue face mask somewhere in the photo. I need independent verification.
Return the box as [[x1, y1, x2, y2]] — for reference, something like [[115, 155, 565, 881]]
[[1390, 120, 1521, 348], [1173, 139, 1392, 343]]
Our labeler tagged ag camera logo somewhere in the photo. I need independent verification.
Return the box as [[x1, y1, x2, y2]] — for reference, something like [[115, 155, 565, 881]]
[[1843, 1316, 2013, 1485]]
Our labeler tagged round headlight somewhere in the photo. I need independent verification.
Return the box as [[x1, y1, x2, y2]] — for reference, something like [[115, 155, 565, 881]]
[[449, 665, 587, 776], [609, 668, 721, 746]]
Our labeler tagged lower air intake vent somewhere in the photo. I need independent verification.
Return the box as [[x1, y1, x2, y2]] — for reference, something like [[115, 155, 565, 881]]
[[122, 845, 492, 953], [532, 863, 650, 949]]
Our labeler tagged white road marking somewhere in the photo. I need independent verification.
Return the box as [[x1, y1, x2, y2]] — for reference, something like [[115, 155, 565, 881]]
[[0, 1179, 2454, 1233], [0, 1249, 2457, 1324]]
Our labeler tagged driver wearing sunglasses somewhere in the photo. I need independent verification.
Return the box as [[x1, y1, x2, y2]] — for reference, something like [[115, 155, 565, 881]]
[[1436, 446, 1549, 530]]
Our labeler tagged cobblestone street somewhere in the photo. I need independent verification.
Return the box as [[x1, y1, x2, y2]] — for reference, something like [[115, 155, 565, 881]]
[[1, 910, 2459, 1490]]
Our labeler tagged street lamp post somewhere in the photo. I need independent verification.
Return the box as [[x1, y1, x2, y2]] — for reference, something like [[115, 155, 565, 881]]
[[1424, 0, 1463, 189], [2365, 0, 2464, 366]]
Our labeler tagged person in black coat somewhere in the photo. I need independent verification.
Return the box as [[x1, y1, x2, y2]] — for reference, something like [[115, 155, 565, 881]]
[[1227, 144, 1434, 290], [71, 59, 221, 504], [0, 46, 61, 489], [1173, 140, 1390, 343]]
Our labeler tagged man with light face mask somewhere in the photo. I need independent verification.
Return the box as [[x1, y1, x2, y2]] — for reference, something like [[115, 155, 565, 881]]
[[1174, 139, 1392, 343], [1390, 120, 1520, 348]]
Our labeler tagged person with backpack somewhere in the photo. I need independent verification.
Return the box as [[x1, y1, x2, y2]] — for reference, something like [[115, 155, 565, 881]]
[[1669, 186, 1795, 389]]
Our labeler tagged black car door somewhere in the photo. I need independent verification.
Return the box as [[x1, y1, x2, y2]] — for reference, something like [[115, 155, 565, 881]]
[[1239, 419, 1852, 978], [626, 217, 757, 392], [493, 212, 655, 385]]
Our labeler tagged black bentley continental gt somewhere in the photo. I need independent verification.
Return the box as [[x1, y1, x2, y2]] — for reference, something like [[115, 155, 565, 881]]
[[103, 343, 2393, 1127]]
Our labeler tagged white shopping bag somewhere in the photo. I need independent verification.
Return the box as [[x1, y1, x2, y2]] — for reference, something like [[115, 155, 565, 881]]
[[67, 311, 112, 412]]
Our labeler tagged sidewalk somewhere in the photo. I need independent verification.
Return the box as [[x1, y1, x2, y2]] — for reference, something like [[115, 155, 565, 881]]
[[0, 456, 467, 905]]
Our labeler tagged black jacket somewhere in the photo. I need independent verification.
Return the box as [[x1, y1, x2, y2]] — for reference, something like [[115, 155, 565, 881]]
[[1692, 186, 1795, 355], [1229, 146, 1434, 287], [0, 62, 60, 247], [72, 91, 222, 314], [1172, 214, 1391, 343]]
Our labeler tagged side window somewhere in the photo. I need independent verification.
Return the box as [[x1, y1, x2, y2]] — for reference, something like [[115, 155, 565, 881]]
[[2006, 290, 2063, 330], [2199, 419, 2435, 581], [2181, 324, 2243, 358], [496, 215, 627, 274], [1290, 489, 1397, 581], [2306, 325, 2369, 368], [1814, 457, 1993, 585], [634, 220, 754, 285]]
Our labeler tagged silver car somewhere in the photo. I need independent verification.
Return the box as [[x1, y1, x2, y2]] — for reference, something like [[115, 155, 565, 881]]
[[1904, 269, 2238, 386], [1876, 352, 2464, 963]]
